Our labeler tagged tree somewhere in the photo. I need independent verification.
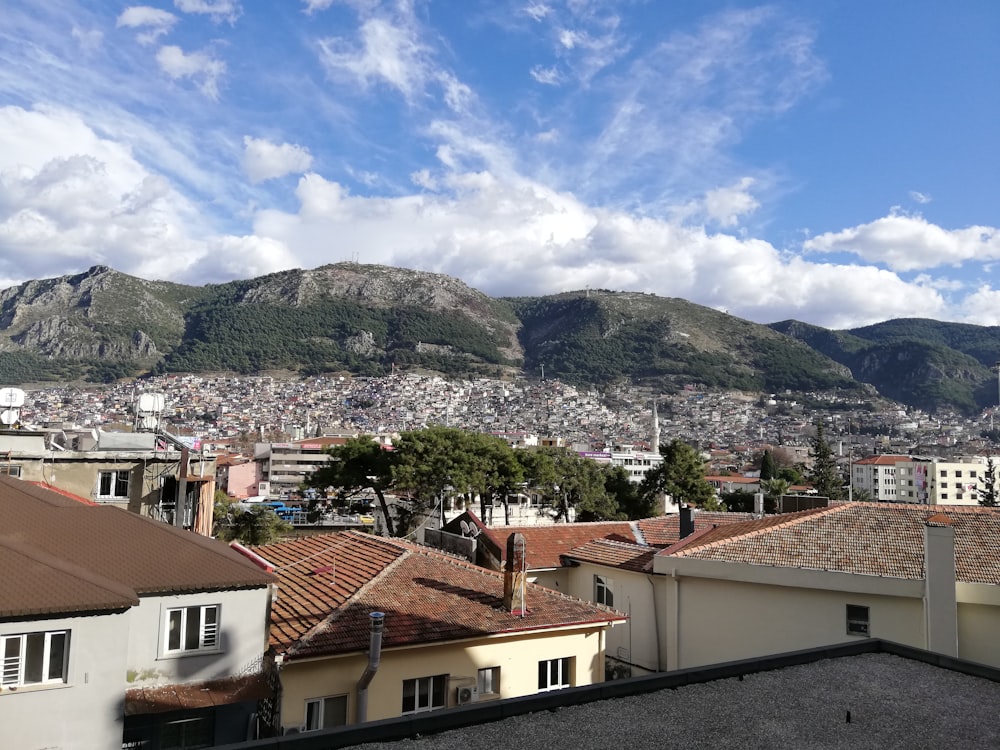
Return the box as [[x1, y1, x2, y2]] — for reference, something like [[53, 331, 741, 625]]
[[465, 432, 524, 524], [760, 477, 789, 513], [217, 506, 291, 546], [980, 456, 998, 507], [808, 421, 844, 501], [640, 439, 716, 508], [392, 426, 484, 533], [759, 449, 777, 481], [307, 435, 397, 536], [604, 465, 657, 520]]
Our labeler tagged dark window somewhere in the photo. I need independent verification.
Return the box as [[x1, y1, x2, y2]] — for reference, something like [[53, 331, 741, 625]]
[[847, 604, 870, 636]]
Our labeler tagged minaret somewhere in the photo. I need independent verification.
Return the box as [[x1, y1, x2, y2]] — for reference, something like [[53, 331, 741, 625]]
[[652, 398, 661, 454]]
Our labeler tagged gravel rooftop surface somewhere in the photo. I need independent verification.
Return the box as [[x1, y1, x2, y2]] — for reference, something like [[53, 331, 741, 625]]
[[349, 654, 1000, 749]]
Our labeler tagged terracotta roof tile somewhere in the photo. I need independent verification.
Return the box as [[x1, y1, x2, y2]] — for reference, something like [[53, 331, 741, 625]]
[[663, 502, 1000, 583], [562, 539, 659, 573], [636, 511, 754, 547], [255, 531, 627, 660], [482, 521, 638, 569]]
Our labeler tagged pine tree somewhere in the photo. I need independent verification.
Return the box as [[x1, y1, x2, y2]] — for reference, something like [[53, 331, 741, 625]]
[[808, 422, 844, 501], [759, 449, 777, 481], [980, 456, 998, 507]]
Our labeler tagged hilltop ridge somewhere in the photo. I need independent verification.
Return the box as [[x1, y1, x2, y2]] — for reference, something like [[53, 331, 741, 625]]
[[1, 263, 998, 414]]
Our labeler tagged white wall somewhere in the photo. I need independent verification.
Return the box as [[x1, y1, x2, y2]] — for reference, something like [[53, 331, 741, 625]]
[[125, 587, 271, 687], [0, 611, 130, 750]]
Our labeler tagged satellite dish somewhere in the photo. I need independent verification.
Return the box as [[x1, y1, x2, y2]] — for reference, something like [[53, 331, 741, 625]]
[[0, 409, 17, 426], [0, 387, 25, 408], [460, 520, 471, 536]]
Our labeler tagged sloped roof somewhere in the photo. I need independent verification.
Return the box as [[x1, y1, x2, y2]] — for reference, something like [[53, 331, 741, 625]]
[[0, 474, 275, 618], [482, 521, 638, 569], [561, 538, 659, 573], [853, 455, 912, 466], [256, 531, 627, 660], [636, 511, 753, 547], [661, 502, 1000, 583]]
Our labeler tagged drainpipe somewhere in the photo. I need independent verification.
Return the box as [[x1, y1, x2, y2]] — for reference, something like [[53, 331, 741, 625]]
[[356, 612, 385, 723]]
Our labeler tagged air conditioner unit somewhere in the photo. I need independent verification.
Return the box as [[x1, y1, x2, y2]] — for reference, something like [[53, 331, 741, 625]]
[[456, 686, 479, 705]]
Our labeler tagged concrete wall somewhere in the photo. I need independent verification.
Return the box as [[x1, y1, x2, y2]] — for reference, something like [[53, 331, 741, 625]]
[[956, 582, 1000, 668], [664, 575, 925, 669], [278, 626, 607, 731], [564, 562, 660, 675], [0, 611, 130, 750], [125, 587, 271, 688]]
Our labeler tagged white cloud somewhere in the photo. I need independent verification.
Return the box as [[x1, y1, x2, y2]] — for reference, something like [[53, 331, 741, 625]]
[[530, 65, 562, 85], [156, 45, 226, 99], [71, 26, 104, 54], [702, 177, 759, 227], [117, 6, 178, 45], [0, 105, 206, 283], [173, 0, 241, 24], [245, 168, 966, 329], [302, 0, 335, 13], [958, 286, 1000, 326], [804, 212, 1000, 272], [242, 137, 314, 184], [909, 190, 932, 204], [525, 3, 552, 22], [317, 16, 430, 101]]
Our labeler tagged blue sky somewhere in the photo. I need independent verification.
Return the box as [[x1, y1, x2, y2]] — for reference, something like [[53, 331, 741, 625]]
[[1, 0, 998, 329]]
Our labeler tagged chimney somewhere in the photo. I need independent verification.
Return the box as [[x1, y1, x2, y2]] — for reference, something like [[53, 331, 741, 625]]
[[356, 612, 385, 723], [754, 492, 765, 516], [679, 505, 695, 539], [503, 533, 527, 616], [923, 514, 957, 657]]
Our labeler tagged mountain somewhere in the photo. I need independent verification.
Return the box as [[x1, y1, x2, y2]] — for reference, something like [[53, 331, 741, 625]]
[[1, 263, 997, 414], [769, 318, 1000, 413]]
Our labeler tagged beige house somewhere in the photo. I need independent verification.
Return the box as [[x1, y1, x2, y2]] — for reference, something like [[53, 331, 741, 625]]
[[561, 502, 1000, 675], [252, 531, 626, 735]]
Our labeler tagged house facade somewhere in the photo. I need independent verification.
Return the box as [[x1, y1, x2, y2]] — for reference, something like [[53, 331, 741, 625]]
[[252, 531, 626, 735], [560, 502, 1000, 675], [0, 475, 276, 749]]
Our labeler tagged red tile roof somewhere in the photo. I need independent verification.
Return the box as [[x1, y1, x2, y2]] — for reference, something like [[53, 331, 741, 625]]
[[562, 539, 659, 572], [853, 455, 912, 466], [482, 521, 638, 569], [255, 531, 627, 661], [662, 502, 1000, 583], [0, 474, 275, 618], [636, 512, 754, 547]]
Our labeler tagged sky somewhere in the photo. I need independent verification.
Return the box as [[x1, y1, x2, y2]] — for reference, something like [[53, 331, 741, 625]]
[[1, 1, 999, 330]]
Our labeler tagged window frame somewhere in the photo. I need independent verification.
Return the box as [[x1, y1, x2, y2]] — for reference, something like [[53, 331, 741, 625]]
[[538, 657, 572, 692], [1, 629, 70, 688], [304, 694, 348, 731], [477, 666, 500, 696], [401, 674, 447, 715], [97, 469, 131, 499], [846, 604, 870, 637], [594, 574, 614, 608], [163, 604, 220, 656]]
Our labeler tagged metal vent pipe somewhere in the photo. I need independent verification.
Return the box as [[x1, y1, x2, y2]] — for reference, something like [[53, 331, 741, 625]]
[[356, 612, 385, 723]]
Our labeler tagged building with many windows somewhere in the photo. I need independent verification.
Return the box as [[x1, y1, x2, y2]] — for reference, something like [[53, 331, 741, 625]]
[[850, 454, 911, 501], [894, 458, 987, 505]]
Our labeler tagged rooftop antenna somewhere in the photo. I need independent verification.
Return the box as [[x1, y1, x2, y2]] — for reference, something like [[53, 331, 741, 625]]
[[0, 387, 25, 428]]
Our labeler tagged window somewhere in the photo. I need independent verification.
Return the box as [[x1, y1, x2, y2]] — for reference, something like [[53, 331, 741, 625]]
[[164, 605, 219, 654], [1, 630, 69, 687], [477, 667, 500, 695], [0, 465, 21, 477], [538, 657, 572, 691], [401, 675, 446, 714], [304, 695, 348, 730], [846, 604, 870, 636], [159, 715, 213, 749], [594, 575, 614, 608], [97, 470, 130, 499]]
